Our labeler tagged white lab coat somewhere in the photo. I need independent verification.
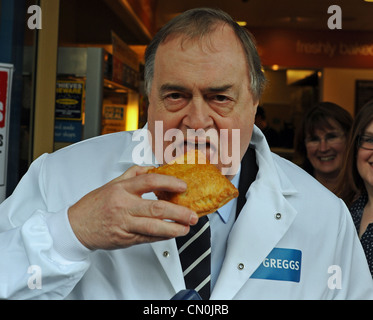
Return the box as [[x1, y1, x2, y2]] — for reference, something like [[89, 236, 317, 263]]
[[0, 126, 372, 299]]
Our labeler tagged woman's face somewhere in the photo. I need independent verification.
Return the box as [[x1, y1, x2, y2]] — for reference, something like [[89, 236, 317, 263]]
[[305, 119, 347, 178], [357, 120, 373, 191]]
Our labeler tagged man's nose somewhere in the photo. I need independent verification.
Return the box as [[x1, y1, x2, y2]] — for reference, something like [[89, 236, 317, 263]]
[[182, 98, 214, 130]]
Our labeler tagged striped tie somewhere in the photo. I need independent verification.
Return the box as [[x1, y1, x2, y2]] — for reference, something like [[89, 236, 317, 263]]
[[176, 216, 211, 300]]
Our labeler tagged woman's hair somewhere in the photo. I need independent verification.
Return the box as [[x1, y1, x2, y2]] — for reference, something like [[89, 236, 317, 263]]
[[295, 101, 353, 175], [336, 100, 373, 207], [144, 7, 266, 102]]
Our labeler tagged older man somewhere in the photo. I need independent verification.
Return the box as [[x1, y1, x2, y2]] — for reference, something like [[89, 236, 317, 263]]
[[0, 8, 372, 299]]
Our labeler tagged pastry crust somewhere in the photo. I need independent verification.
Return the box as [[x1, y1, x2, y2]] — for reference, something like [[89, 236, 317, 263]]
[[148, 150, 239, 217]]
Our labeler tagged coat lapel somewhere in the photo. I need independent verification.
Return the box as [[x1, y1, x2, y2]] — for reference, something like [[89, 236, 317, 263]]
[[150, 240, 185, 294], [211, 182, 298, 299], [211, 128, 299, 299]]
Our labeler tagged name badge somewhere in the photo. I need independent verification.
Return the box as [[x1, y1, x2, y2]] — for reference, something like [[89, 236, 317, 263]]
[[251, 248, 302, 283]]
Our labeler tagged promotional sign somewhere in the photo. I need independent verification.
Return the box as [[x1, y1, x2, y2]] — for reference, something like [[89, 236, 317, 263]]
[[54, 120, 82, 143], [101, 104, 126, 135], [0, 63, 14, 202], [54, 79, 84, 143], [252, 28, 373, 69], [55, 80, 84, 120]]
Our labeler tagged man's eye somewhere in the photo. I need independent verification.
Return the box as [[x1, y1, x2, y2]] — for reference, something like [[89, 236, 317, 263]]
[[214, 95, 229, 102], [166, 93, 183, 100]]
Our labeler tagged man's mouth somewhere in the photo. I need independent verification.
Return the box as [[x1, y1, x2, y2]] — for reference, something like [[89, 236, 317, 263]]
[[182, 140, 216, 161]]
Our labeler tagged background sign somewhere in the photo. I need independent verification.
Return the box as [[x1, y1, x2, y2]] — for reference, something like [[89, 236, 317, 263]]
[[54, 120, 82, 143], [0, 63, 13, 202], [55, 80, 84, 120], [252, 28, 373, 69], [54, 79, 84, 143], [101, 104, 126, 135]]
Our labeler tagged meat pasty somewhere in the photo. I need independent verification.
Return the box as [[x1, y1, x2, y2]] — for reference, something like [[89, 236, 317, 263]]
[[148, 150, 239, 217]]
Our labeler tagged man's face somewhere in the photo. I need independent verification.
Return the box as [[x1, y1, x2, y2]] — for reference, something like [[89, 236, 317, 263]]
[[147, 24, 258, 176]]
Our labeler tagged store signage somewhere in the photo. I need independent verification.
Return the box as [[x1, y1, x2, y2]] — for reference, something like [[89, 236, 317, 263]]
[[0, 71, 8, 128], [0, 63, 13, 202], [54, 80, 84, 144], [55, 80, 84, 120], [101, 104, 126, 135], [54, 120, 82, 143], [252, 28, 373, 68]]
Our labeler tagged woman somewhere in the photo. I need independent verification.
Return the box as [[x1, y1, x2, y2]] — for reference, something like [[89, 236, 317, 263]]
[[336, 101, 373, 276], [295, 102, 353, 193]]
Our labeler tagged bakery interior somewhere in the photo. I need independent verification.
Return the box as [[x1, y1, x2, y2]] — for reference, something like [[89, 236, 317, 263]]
[[1, 0, 373, 198]]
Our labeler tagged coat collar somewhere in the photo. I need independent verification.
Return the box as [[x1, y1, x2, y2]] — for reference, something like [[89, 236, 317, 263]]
[[250, 125, 297, 196]]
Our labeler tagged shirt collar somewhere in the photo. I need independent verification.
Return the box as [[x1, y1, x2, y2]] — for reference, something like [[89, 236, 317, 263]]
[[215, 164, 241, 224]]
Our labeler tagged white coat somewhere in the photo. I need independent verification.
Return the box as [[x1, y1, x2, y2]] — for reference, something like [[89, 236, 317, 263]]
[[0, 126, 372, 299]]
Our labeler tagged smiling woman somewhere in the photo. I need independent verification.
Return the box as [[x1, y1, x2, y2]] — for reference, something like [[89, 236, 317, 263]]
[[336, 100, 373, 276], [295, 101, 353, 193]]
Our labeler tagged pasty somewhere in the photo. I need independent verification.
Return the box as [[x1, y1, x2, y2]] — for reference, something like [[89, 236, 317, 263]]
[[148, 150, 239, 217]]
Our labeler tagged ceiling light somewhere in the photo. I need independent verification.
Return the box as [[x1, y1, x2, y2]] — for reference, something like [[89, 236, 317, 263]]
[[271, 64, 279, 71]]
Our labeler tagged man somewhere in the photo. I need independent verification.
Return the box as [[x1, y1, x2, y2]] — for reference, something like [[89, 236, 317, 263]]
[[255, 106, 280, 147], [0, 8, 372, 299]]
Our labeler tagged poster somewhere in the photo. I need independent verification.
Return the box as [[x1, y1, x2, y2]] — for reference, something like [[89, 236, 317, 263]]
[[101, 104, 126, 135], [54, 79, 84, 143], [0, 63, 14, 202], [54, 120, 82, 143], [55, 80, 84, 120]]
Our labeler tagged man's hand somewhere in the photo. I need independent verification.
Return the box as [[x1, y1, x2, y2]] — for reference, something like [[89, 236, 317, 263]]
[[68, 165, 198, 250]]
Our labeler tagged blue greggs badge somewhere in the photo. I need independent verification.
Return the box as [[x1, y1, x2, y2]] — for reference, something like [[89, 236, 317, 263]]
[[251, 248, 302, 283]]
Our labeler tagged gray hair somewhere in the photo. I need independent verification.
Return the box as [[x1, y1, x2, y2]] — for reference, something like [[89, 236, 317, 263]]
[[144, 7, 266, 102]]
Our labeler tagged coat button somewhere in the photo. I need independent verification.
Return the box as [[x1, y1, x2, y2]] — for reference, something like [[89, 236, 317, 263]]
[[163, 251, 170, 258], [238, 263, 245, 270], [275, 213, 282, 220]]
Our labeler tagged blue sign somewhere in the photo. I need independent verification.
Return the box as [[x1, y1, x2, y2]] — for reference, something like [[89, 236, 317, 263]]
[[54, 120, 82, 143], [251, 248, 302, 283]]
